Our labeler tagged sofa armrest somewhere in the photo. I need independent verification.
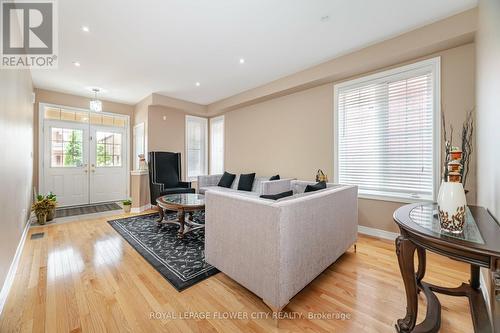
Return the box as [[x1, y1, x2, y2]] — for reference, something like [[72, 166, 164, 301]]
[[260, 178, 293, 195], [197, 174, 222, 188]]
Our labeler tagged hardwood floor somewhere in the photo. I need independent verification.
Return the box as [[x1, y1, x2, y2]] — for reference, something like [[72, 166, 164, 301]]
[[0, 212, 474, 332]]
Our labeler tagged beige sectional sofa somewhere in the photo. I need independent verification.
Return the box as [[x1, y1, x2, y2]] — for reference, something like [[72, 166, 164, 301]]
[[203, 180, 358, 311]]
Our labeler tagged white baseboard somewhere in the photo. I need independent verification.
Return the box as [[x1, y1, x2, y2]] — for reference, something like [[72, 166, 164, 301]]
[[0, 219, 30, 316], [358, 225, 399, 240], [131, 204, 152, 213]]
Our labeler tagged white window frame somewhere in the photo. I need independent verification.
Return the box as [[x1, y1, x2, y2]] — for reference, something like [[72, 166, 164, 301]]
[[209, 115, 225, 175], [133, 122, 145, 170], [185, 115, 208, 181], [333, 57, 441, 203]]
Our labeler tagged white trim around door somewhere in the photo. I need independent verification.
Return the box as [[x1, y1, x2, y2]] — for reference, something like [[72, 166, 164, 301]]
[[38, 103, 130, 207]]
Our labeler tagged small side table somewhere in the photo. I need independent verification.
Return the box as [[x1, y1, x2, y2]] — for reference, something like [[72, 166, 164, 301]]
[[393, 203, 500, 333]]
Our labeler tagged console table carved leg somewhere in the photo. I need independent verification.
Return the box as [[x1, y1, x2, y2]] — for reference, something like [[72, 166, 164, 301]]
[[416, 247, 426, 293], [470, 264, 480, 290], [395, 236, 419, 333]]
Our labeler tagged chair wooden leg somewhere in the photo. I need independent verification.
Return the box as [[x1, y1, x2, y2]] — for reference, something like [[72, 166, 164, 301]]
[[354, 243, 357, 253]]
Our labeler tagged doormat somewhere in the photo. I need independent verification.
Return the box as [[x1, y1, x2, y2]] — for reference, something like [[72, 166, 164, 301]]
[[56, 202, 122, 218]]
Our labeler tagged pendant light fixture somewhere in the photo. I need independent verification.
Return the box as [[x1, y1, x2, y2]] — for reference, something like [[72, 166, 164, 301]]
[[89, 88, 102, 112]]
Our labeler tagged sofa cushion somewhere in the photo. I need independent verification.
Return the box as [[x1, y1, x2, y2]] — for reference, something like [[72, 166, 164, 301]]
[[260, 190, 293, 200], [269, 174, 280, 181], [238, 173, 256, 191], [304, 181, 327, 193], [218, 172, 236, 188]]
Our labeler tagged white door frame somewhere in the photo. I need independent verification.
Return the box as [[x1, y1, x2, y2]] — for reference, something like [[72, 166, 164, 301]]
[[38, 102, 130, 204]]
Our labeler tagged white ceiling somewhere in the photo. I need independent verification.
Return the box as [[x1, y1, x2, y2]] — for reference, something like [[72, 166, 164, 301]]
[[31, 0, 477, 105]]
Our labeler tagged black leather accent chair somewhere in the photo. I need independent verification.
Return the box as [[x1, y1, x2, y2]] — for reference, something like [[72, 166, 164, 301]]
[[148, 151, 195, 206]]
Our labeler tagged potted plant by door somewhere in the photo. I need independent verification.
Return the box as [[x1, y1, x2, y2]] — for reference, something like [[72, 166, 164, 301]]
[[122, 199, 132, 213], [35, 193, 57, 222], [32, 197, 56, 225], [45, 192, 57, 221]]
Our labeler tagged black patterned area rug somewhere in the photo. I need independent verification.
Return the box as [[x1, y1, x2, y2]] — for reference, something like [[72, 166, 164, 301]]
[[108, 212, 218, 291]]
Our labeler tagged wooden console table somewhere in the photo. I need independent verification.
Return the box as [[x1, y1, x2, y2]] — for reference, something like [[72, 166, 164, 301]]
[[393, 203, 500, 333]]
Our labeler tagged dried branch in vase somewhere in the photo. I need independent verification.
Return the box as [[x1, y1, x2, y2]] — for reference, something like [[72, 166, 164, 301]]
[[440, 108, 474, 189], [460, 109, 474, 187]]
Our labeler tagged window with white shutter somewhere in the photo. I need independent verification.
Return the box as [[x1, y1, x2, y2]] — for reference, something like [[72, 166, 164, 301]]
[[185, 115, 208, 180], [334, 58, 440, 202], [210, 116, 224, 175]]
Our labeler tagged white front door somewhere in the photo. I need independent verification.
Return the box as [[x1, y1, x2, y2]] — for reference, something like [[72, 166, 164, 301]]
[[41, 107, 129, 207], [89, 126, 127, 203], [43, 121, 90, 207]]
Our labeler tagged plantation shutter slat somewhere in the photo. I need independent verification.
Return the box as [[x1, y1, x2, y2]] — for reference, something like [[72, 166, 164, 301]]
[[336, 62, 438, 201]]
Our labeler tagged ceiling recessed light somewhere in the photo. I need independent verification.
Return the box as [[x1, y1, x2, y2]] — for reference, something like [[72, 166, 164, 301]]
[[239, 58, 245, 64], [73, 61, 81, 67], [81, 26, 90, 32], [195, 82, 201, 87]]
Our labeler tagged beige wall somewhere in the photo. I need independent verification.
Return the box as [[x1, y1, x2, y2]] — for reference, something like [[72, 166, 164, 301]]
[[0, 68, 34, 289], [33, 89, 135, 190], [477, 0, 500, 220], [147, 106, 189, 179], [225, 84, 333, 179], [224, 43, 476, 233]]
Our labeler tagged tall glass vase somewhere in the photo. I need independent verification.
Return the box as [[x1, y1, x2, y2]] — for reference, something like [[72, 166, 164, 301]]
[[437, 182, 467, 233]]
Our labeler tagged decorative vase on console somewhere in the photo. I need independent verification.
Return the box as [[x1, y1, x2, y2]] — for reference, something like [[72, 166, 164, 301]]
[[438, 109, 474, 232], [437, 146, 467, 233], [437, 181, 467, 233]]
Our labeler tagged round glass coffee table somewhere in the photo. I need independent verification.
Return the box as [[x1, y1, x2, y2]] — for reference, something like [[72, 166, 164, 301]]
[[156, 193, 205, 239]]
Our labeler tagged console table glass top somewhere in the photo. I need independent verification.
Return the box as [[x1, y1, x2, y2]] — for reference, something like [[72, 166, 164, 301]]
[[409, 203, 485, 244]]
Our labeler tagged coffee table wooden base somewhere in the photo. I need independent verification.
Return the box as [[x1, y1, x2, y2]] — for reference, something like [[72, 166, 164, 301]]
[[156, 207, 204, 239]]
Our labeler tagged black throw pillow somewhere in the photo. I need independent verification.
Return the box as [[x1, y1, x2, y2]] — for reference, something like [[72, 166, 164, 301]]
[[260, 190, 293, 200], [237, 173, 256, 191], [269, 174, 280, 181], [304, 181, 327, 193], [218, 172, 236, 188]]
